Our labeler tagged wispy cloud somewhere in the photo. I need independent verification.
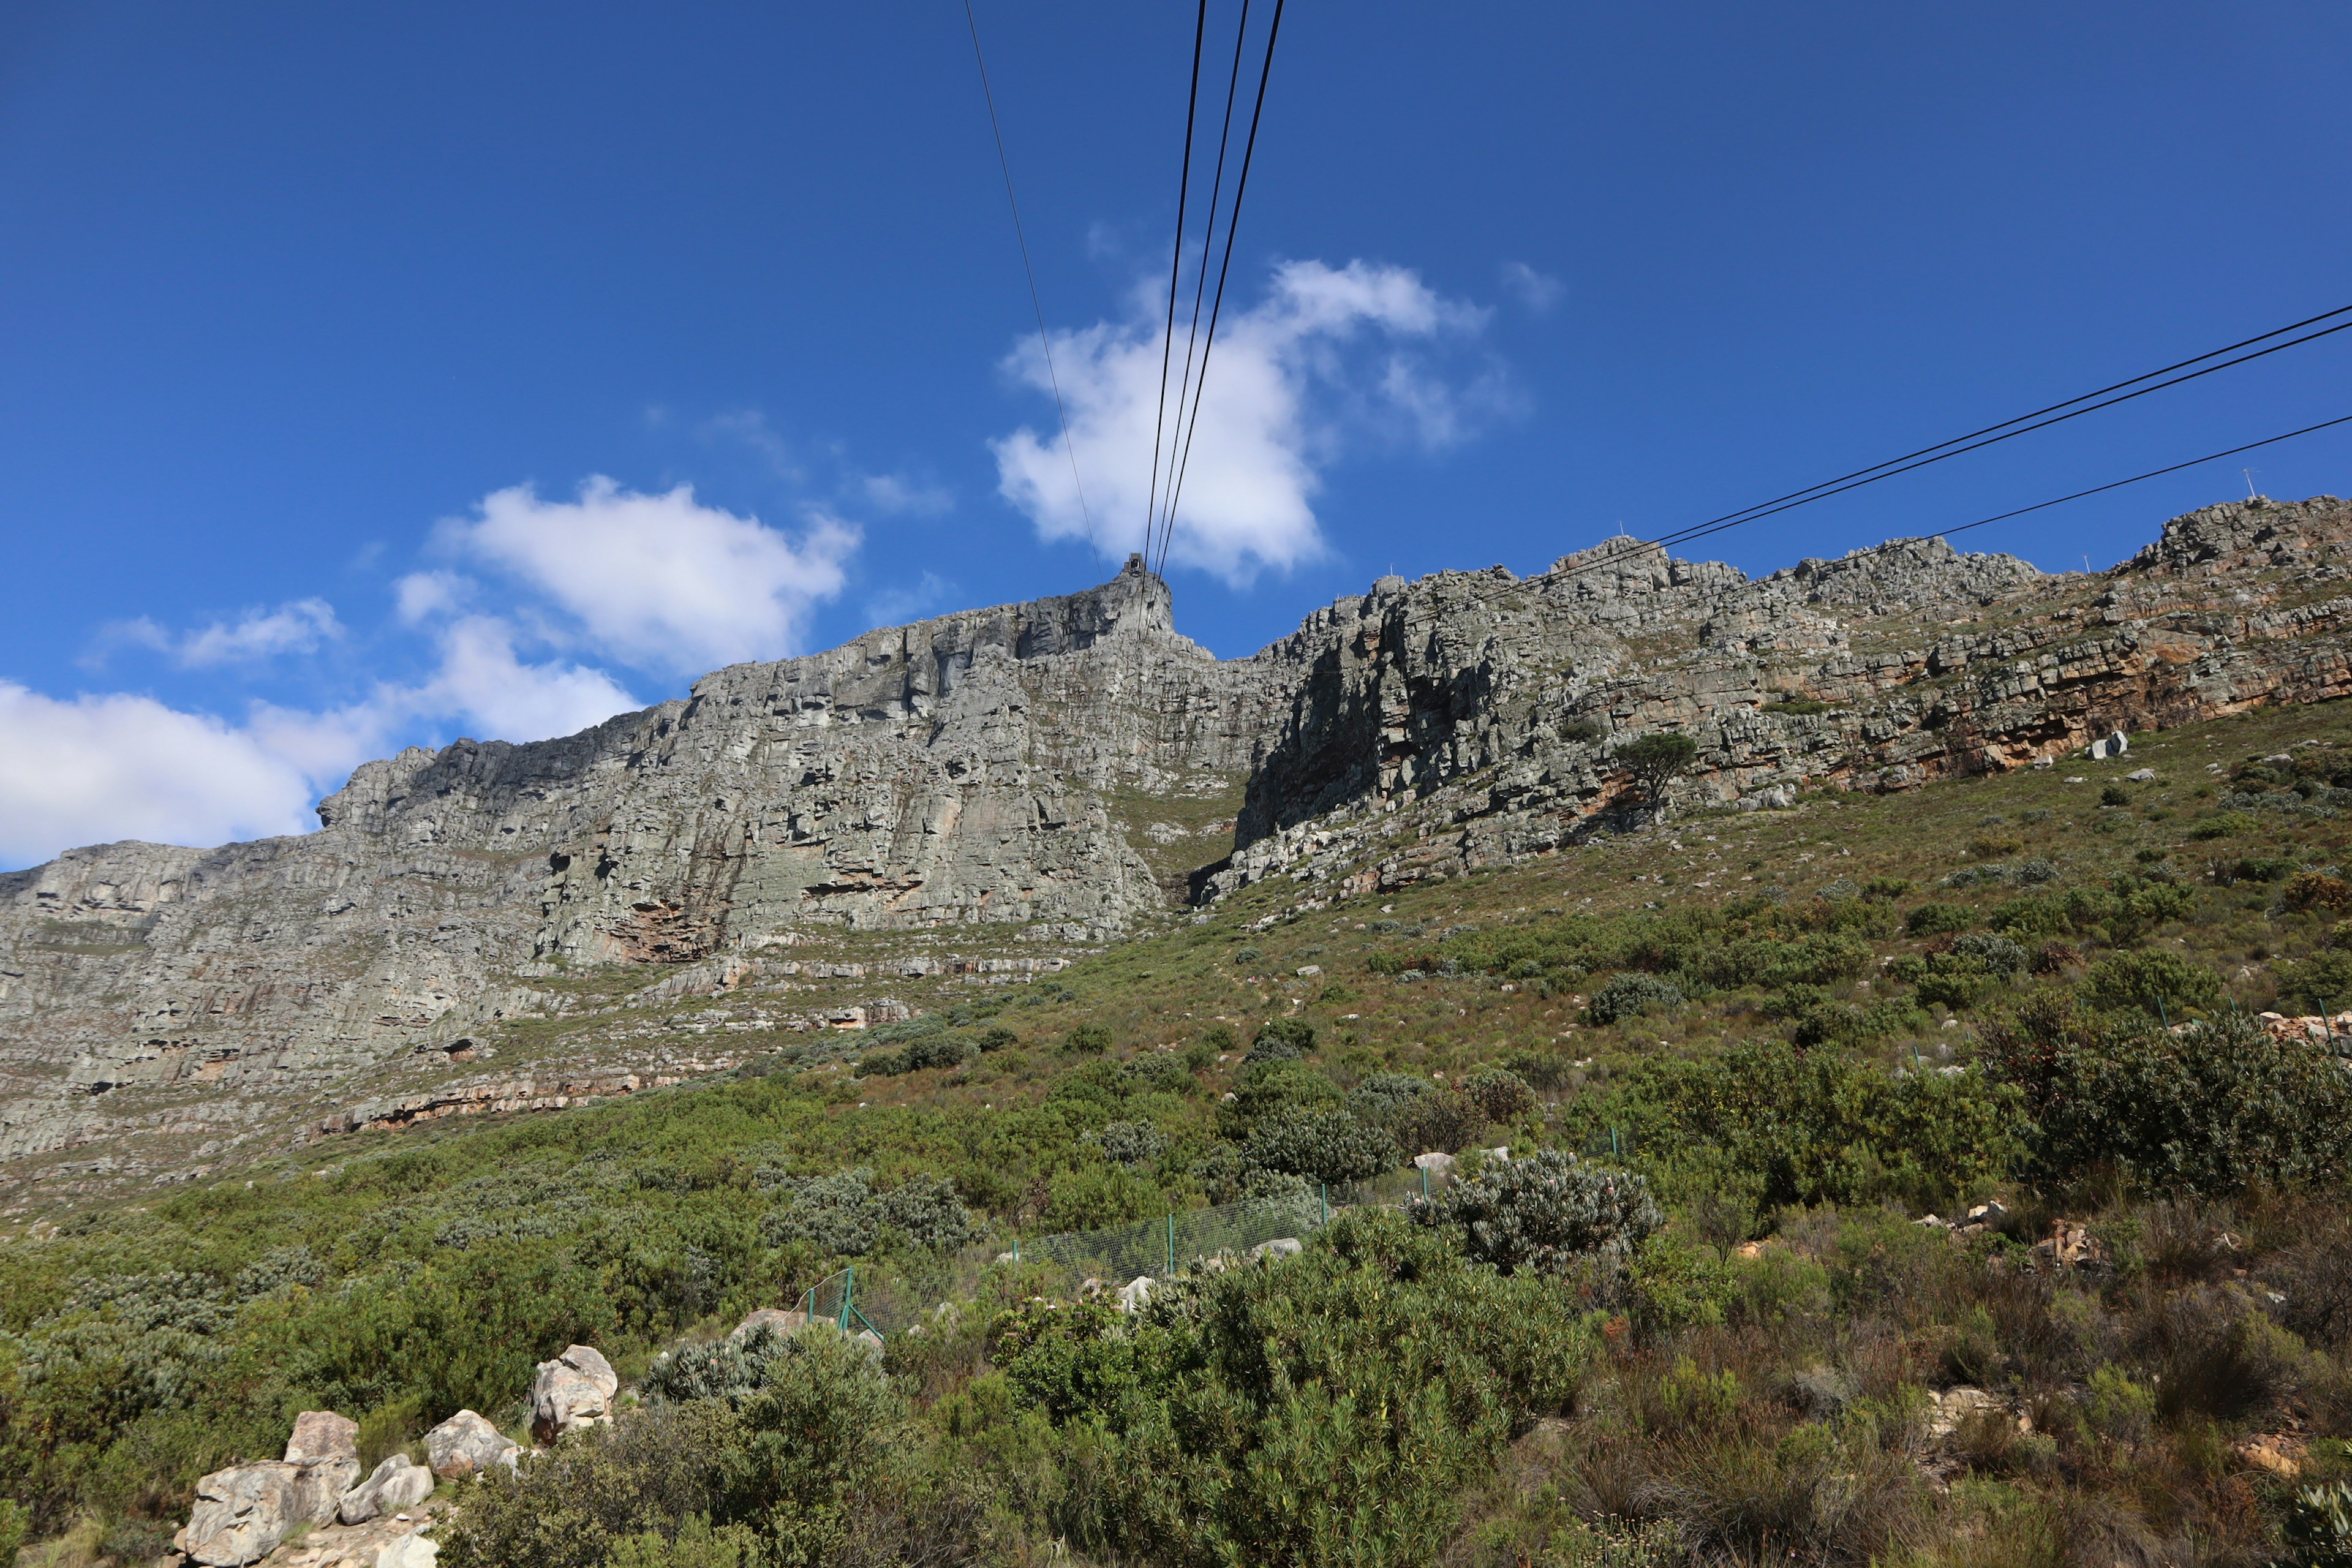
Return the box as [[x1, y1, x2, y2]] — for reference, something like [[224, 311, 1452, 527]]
[[1500, 260, 1564, 312], [92, 598, 343, 669]]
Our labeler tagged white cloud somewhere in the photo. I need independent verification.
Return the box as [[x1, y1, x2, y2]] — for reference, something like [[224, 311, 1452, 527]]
[[1501, 260, 1564, 311], [90, 598, 342, 669], [0, 682, 322, 864], [991, 258, 1497, 584], [408, 616, 641, 743], [394, 570, 470, 624], [434, 477, 857, 674]]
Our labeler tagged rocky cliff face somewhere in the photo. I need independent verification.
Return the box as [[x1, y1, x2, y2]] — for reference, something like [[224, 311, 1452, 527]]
[[6, 499, 2351, 1198]]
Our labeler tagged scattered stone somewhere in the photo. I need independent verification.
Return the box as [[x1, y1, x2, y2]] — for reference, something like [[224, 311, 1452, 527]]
[[424, 1411, 519, 1480], [1115, 1275, 1155, 1313], [530, 1344, 619, 1445], [1411, 1150, 1457, 1177], [1250, 1237, 1303, 1260], [285, 1411, 360, 1468], [179, 1464, 311, 1566], [2126, 767, 2156, 782], [2029, 1219, 2109, 1271], [1927, 1385, 2005, 1440], [2237, 1433, 2307, 1479]]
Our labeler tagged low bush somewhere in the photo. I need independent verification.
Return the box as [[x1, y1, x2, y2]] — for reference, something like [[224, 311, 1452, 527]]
[[1457, 1068, 1537, 1126], [1410, 1150, 1662, 1274], [1063, 1023, 1113, 1055], [760, 1170, 974, 1256], [1091, 1120, 1170, 1168], [1981, 997, 2352, 1192], [1243, 1110, 1400, 1187], [2079, 948, 2223, 1019], [1588, 971, 1684, 1025], [995, 1208, 1598, 1566], [1906, 902, 1975, 937], [1245, 1016, 1315, 1064]]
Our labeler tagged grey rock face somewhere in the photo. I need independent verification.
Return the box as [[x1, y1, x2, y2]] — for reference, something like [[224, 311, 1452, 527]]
[[9, 499, 2352, 1196], [180, 1462, 307, 1566]]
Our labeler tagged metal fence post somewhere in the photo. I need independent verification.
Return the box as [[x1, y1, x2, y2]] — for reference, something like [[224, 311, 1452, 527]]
[[1166, 1212, 1175, 1278], [841, 1264, 854, 1332], [1420, 1163, 1429, 1199]]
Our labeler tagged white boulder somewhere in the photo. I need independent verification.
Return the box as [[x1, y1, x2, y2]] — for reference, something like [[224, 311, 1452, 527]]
[[1115, 1275, 1155, 1313], [530, 1344, 619, 1446], [424, 1410, 520, 1480], [728, 1307, 810, 1343], [1250, 1237, 1303, 1261], [339, 1454, 435, 1525]]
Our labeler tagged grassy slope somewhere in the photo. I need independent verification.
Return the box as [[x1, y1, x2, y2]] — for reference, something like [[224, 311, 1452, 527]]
[[6, 699, 2352, 1564]]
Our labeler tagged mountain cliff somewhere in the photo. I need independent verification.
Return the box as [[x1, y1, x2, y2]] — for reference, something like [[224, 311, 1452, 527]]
[[5, 495, 2349, 1201]]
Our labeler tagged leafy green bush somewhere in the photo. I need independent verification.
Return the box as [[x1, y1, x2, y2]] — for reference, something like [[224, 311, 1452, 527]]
[[858, 1033, 975, 1076], [1588, 971, 1684, 1024], [760, 1170, 973, 1256], [1457, 1068, 1537, 1125], [2188, 809, 2261, 839], [1063, 1023, 1113, 1055], [1410, 1150, 1662, 1274], [1245, 1016, 1315, 1064], [2283, 949, 2352, 1011], [1243, 1110, 1399, 1186], [1092, 1120, 1169, 1168], [1217, 1060, 1343, 1139], [1559, 717, 1606, 744], [1948, 932, 2028, 976], [994, 1208, 1597, 1567], [1347, 1072, 1437, 1125], [2080, 948, 2223, 1018], [1904, 903, 1974, 937], [1981, 998, 2352, 1192], [1584, 1039, 2022, 1212], [2283, 1480, 2352, 1568], [447, 1325, 929, 1568]]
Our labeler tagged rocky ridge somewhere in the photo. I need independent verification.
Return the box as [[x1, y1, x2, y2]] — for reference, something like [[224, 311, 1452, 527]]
[[5, 496, 2350, 1202]]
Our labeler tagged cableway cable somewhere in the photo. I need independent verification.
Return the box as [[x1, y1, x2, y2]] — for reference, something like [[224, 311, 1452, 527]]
[[1546, 410, 2352, 588], [1144, 0, 1210, 555], [1156, 0, 1287, 576], [963, 0, 1096, 548], [1152, 0, 1253, 573], [1635, 310, 2352, 560]]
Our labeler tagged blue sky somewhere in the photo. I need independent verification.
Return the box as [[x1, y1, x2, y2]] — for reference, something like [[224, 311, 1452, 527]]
[[3, 1, 2349, 867]]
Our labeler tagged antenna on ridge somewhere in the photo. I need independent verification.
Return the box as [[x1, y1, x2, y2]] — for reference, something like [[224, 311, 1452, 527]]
[[2243, 467, 2260, 499]]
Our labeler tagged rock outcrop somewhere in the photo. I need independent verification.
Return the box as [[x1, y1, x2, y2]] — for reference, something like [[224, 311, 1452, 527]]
[[176, 1411, 361, 1565], [424, 1411, 519, 1480], [530, 1344, 619, 1444], [337, 1455, 435, 1526], [8, 497, 2352, 1198]]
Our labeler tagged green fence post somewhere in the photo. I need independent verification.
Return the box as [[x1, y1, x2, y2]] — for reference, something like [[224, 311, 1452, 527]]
[[1166, 1212, 1175, 1278], [1420, 1163, 1429, 1200], [841, 1265, 854, 1332], [1012, 1235, 1019, 1264], [1610, 1126, 1621, 1158]]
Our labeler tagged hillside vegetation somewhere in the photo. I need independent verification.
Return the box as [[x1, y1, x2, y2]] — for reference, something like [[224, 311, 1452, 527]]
[[10, 700, 2352, 1565]]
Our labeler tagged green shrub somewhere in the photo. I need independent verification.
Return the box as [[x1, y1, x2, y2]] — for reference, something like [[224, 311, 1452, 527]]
[[1904, 903, 1974, 937], [1861, 877, 1913, 900], [2288, 872, 2352, 913], [1411, 1150, 1662, 1274], [1559, 717, 1606, 744], [1245, 1016, 1315, 1064], [760, 1170, 973, 1256], [1981, 998, 2352, 1192], [1457, 1068, 1537, 1126], [2187, 809, 2260, 839], [1585, 1039, 2024, 1212], [2283, 950, 2352, 1012], [1232, 946, 1262, 966], [1218, 1060, 1343, 1139], [1092, 1120, 1169, 1168], [2080, 949, 2223, 1018], [2100, 782, 2131, 807], [995, 1208, 1597, 1566], [1346, 1072, 1437, 1125], [1243, 1110, 1400, 1186], [447, 1325, 924, 1568], [1588, 971, 1684, 1025], [1063, 1023, 1113, 1055], [1949, 932, 2029, 976], [2283, 1480, 2352, 1568], [976, 1025, 1019, 1051]]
